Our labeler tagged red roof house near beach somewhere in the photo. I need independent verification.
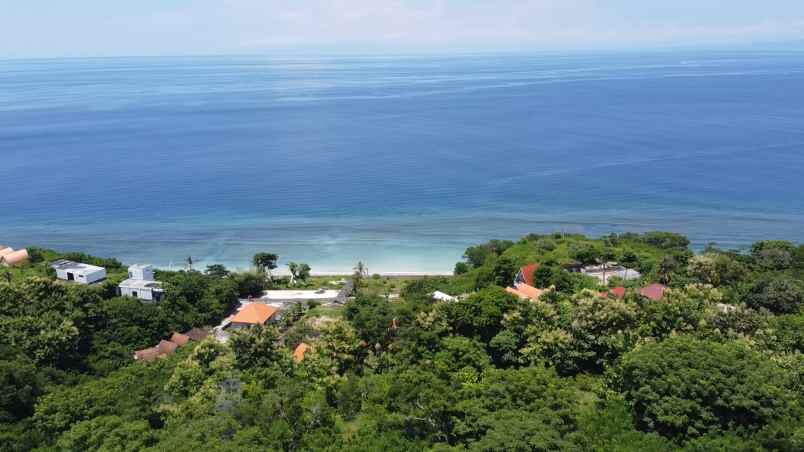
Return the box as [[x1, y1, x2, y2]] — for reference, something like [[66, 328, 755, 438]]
[[640, 283, 668, 301], [229, 303, 280, 329], [515, 264, 540, 287]]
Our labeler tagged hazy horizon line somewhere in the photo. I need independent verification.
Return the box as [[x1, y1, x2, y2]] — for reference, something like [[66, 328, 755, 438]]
[[2, 39, 803, 63]]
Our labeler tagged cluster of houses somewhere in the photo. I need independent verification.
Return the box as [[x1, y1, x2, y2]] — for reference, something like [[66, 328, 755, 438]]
[[503, 262, 667, 302], [131, 300, 313, 363], [129, 299, 315, 363], [213, 290, 337, 341], [50, 260, 164, 302], [221, 286, 353, 331], [134, 328, 209, 362], [25, 252, 672, 365], [46, 258, 343, 362], [0, 245, 29, 267]]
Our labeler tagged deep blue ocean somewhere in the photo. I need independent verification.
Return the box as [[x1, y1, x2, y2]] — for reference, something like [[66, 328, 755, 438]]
[[2, 50, 804, 273]]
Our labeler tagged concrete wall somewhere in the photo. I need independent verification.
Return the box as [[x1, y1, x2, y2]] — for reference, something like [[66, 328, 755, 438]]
[[120, 286, 155, 301]]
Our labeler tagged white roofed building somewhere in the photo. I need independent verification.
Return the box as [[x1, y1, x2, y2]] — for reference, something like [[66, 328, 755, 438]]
[[119, 264, 164, 302], [51, 259, 107, 284], [261, 289, 342, 303], [432, 291, 457, 302]]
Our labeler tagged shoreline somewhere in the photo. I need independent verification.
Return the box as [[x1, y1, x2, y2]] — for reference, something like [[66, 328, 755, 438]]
[[155, 266, 453, 278], [307, 271, 452, 277]]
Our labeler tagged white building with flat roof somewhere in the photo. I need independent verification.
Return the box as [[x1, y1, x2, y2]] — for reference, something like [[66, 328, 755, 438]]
[[51, 259, 107, 284], [261, 289, 342, 303], [119, 264, 165, 302]]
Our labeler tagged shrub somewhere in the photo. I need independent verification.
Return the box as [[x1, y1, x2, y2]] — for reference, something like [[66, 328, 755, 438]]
[[745, 276, 804, 314]]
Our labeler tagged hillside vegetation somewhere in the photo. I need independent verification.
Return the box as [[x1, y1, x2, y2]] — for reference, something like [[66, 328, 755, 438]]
[[1, 232, 803, 451]]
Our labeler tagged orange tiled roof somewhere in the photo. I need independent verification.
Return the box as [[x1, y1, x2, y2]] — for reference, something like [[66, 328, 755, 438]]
[[231, 303, 279, 325], [515, 283, 543, 300], [293, 343, 310, 363], [506, 283, 543, 301], [170, 332, 190, 347], [506, 286, 528, 299]]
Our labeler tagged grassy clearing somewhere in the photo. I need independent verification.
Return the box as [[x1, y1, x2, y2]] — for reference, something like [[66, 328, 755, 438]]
[[305, 304, 345, 319]]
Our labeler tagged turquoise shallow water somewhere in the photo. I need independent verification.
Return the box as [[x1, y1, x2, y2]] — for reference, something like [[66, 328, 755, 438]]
[[2, 51, 804, 272]]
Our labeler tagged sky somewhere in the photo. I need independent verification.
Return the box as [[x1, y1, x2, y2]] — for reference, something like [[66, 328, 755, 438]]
[[1, 1, 804, 58]]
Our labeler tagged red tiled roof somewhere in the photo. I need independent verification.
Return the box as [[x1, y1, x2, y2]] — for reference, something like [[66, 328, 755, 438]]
[[519, 263, 540, 287], [170, 332, 190, 347], [231, 303, 279, 325], [610, 287, 626, 298], [640, 283, 667, 301]]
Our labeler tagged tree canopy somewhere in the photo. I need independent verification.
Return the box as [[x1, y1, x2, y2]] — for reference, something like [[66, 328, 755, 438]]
[[2, 234, 803, 451]]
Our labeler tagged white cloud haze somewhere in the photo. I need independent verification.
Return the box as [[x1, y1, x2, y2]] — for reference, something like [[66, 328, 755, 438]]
[[1, 0, 804, 57]]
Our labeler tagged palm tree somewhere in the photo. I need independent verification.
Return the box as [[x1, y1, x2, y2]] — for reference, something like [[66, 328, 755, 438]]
[[185, 256, 194, 270], [354, 261, 368, 278], [352, 261, 368, 295]]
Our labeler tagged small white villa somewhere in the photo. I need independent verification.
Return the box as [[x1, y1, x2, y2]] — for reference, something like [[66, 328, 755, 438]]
[[119, 264, 165, 302], [51, 259, 107, 284], [580, 262, 642, 284]]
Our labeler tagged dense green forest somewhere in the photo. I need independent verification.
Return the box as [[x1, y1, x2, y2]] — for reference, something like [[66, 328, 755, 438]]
[[1, 232, 802, 451]]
